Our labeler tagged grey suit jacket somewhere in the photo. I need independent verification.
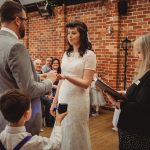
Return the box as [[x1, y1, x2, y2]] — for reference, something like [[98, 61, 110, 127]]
[[0, 30, 52, 135]]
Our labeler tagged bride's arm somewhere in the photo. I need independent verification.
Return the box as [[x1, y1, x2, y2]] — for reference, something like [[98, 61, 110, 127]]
[[58, 69, 95, 89]]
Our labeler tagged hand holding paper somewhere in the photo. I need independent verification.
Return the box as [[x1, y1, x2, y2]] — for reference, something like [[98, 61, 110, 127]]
[[95, 78, 126, 101]]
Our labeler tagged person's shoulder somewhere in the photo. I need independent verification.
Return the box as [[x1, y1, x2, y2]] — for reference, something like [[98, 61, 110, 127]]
[[84, 49, 96, 58], [138, 71, 150, 87], [86, 49, 95, 55], [144, 73, 150, 83], [62, 51, 68, 58], [63, 51, 67, 56], [12, 42, 25, 48], [141, 71, 150, 81], [0, 32, 22, 50], [10, 43, 27, 54]]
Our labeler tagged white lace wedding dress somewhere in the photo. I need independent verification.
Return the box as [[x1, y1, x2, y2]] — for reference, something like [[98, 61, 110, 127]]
[[52, 50, 96, 150]]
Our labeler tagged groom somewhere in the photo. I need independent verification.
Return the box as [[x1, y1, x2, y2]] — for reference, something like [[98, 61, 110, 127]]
[[0, 1, 57, 135]]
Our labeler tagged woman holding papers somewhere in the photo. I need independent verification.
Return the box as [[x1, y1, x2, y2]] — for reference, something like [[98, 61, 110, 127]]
[[106, 33, 150, 150]]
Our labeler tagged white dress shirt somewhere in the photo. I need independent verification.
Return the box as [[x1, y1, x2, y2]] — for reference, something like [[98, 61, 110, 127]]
[[0, 125, 61, 150]]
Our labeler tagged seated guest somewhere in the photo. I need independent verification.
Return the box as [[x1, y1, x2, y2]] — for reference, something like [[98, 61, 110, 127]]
[[0, 89, 67, 150], [33, 59, 52, 128], [34, 59, 47, 123], [33, 58, 61, 127], [33, 59, 47, 81], [42, 57, 53, 73], [51, 58, 61, 97], [45, 58, 62, 127], [33, 59, 42, 74]]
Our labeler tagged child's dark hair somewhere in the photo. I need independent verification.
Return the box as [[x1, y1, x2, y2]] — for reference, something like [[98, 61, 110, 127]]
[[65, 21, 93, 57], [0, 89, 31, 123]]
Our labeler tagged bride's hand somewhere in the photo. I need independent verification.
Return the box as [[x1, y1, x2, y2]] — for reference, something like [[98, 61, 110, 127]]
[[57, 74, 68, 80]]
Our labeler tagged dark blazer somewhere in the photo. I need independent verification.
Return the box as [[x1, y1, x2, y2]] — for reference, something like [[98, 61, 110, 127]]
[[118, 71, 150, 136], [0, 30, 52, 135]]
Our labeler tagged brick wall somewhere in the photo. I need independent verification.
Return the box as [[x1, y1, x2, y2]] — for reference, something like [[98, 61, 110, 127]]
[[26, 0, 150, 90]]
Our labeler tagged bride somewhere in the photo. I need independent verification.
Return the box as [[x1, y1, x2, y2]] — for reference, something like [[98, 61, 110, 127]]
[[50, 21, 96, 150]]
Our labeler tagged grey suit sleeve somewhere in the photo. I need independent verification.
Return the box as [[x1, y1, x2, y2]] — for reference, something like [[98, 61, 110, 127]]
[[8, 43, 52, 98]]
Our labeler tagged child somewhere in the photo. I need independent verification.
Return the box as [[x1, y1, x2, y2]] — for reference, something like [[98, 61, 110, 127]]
[[0, 89, 67, 150], [90, 73, 106, 116]]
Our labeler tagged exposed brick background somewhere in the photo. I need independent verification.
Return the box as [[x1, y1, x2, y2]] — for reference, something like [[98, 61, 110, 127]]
[[25, 0, 150, 90]]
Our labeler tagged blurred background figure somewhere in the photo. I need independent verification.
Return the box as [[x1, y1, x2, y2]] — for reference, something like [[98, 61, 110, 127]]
[[33, 59, 47, 81], [34, 59, 43, 74], [42, 57, 53, 73], [50, 58, 61, 97], [112, 108, 121, 131], [90, 73, 106, 116], [44, 58, 62, 127]]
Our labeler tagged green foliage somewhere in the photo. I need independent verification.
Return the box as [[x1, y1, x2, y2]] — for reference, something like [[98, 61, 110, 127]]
[[46, 0, 57, 8]]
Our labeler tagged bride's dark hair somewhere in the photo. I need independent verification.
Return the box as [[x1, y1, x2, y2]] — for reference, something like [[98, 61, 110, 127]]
[[65, 21, 93, 57]]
